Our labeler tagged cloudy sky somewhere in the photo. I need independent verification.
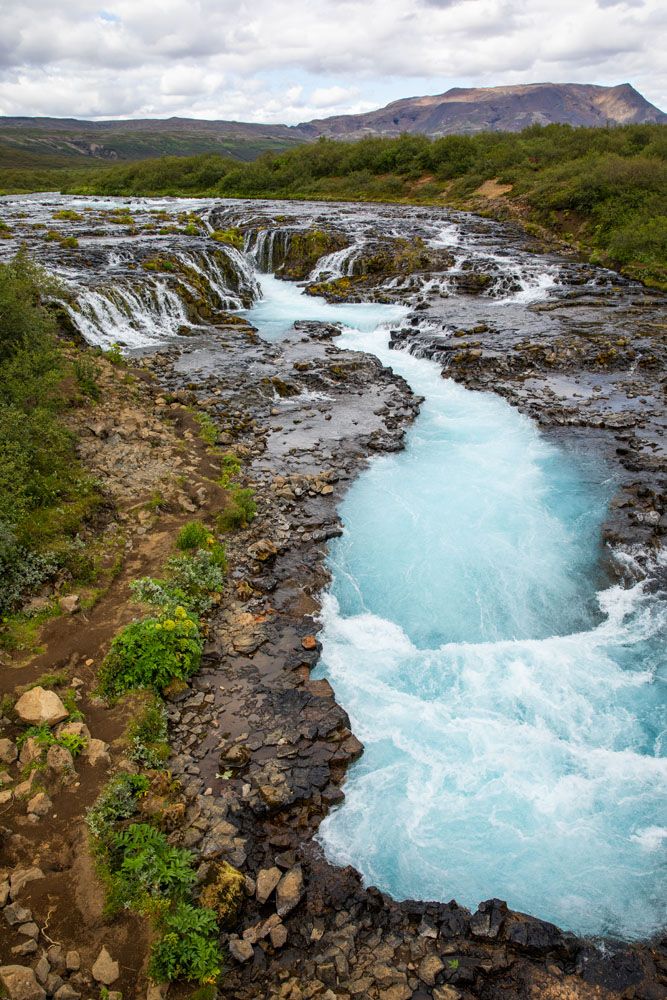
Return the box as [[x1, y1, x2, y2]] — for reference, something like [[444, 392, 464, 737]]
[[1, 0, 665, 123]]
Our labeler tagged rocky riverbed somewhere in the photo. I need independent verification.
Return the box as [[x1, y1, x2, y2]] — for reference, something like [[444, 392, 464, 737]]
[[0, 195, 665, 1000]]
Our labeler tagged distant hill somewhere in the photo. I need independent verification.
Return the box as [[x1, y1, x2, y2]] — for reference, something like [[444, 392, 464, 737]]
[[0, 116, 300, 168], [0, 83, 664, 168], [298, 83, 667, 139]]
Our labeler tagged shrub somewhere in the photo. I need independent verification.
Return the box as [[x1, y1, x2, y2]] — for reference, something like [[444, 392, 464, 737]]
[[86, 772, 150, 843], [131, 547, 225, 618], [176, 521, 209, 550], [128, 699, 170, 769], [98, 607, 203, 697], [149, 902, 222, 985], [218, 452, 241, 488], [105, 822, 196, 912], [217, 487, 256, 532]]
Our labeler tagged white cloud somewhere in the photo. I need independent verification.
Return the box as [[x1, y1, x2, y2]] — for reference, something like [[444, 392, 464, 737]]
[[0, 0, 664, 121]]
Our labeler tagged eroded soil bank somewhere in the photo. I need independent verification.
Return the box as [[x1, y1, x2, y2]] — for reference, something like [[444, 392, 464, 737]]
[[0, 196, 665, 1000]]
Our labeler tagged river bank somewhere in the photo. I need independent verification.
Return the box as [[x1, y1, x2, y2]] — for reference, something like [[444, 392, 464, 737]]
[[0, 195, 664, 1000]]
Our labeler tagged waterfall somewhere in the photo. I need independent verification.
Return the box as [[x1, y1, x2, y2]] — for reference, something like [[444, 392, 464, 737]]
[[245, 229, 292, 272], [64, 244, 260, 348]]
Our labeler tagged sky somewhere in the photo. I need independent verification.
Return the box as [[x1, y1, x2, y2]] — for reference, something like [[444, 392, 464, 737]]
[[0, 0, 665, 123]]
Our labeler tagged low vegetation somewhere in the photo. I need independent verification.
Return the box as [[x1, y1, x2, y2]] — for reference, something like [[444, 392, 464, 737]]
[[0, 250, 104, 632], [3, 123, 663, 285]]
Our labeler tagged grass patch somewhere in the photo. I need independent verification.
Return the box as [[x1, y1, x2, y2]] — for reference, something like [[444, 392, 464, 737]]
[[217, 487, 256, 532], [176, 521, 210, 551]]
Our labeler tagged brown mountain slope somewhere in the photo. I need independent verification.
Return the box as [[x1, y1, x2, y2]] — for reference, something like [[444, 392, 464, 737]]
[[297, 82, 667, 138]]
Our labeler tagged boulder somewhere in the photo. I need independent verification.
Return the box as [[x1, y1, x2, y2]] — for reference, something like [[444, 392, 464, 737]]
[[65, 951, 80, 972], [247, 539, 278, 562], [86, 739, 110, 767], [45, 745, 74, 774], [27, 793, 52, 818], [0, 965, 46, 1000], [0, 738, 17, 764], [92, 947, 119, 985], [255, 866, 282, 905], [58, 595, 80, 614], [14, 689, 68, 727], [275, 865, 304, 917], [418, 954, 445, 986], [228, 937, 253, 963]]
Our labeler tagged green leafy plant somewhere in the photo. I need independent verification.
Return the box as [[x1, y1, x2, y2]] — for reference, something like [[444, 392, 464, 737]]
[[17, 723, 87, 757], [98, 607, 202, 697], [149, 902, 222, 985], [217, 487, 256, 532], [87, 772, 150, 843], [128, 699, 170, 769], [105, 822, 196, 913], [104, 342, 125, 366], [218, 452, 241, 488], [176, 521, 209, 551], [131, 548, 226, 618]]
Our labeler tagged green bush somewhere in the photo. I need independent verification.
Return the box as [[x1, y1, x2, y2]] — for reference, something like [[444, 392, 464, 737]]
[[149, 902, 222, 985], [176, 521, 210, 550], [217, 487, 256, 532], [128, 699, 170, 769], [98, 607, 203, 697], [86, 772, 150, 843], [0, 250, 103, 616], [131, 547, 226, 617], [105, 823, 196, 913]]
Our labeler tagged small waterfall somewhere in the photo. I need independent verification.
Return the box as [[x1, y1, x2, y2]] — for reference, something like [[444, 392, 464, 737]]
[[310, 243, 362, 281], [64, 244, 260, 348], [65, 280, 190, 349], [246, 229, 292, 273]]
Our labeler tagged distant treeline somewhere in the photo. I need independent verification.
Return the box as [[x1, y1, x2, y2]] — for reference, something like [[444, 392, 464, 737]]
[[2, 123, 666, 286]]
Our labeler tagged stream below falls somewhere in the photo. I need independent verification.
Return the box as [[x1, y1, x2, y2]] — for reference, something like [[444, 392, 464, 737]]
[[246, 274, 667, 943]]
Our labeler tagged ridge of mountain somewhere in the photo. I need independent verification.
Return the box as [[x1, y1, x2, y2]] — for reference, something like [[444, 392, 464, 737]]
[[0, 82, 664, 166]]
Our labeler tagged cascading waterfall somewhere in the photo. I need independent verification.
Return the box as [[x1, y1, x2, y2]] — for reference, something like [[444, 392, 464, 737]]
[[66, 281, 190, 348], [245, 229, 292, 273], [310, 243, 363, 281], [64, 244, 260, 348]]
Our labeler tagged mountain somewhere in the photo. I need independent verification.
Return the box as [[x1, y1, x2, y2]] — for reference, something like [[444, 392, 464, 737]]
[[298, 83, 667, 139], [0, 84, 664, 168]]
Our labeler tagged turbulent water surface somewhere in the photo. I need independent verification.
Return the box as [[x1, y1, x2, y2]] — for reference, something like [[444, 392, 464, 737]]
[[2, 193, 665, 941]]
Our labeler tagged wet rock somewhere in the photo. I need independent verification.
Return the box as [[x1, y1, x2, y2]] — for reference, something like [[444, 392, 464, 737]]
[[256, 866, 282, 904], [504, 913, 565, 953], [0, 965, 46, 1000], [276, 865, 304, 917], [14, 688, 68, 727], [92, 947, 119, 985], [470, 898, 507, 939]]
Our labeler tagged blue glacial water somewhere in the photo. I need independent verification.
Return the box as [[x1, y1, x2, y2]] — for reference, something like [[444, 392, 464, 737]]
[[247, 274, 667, 941]]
